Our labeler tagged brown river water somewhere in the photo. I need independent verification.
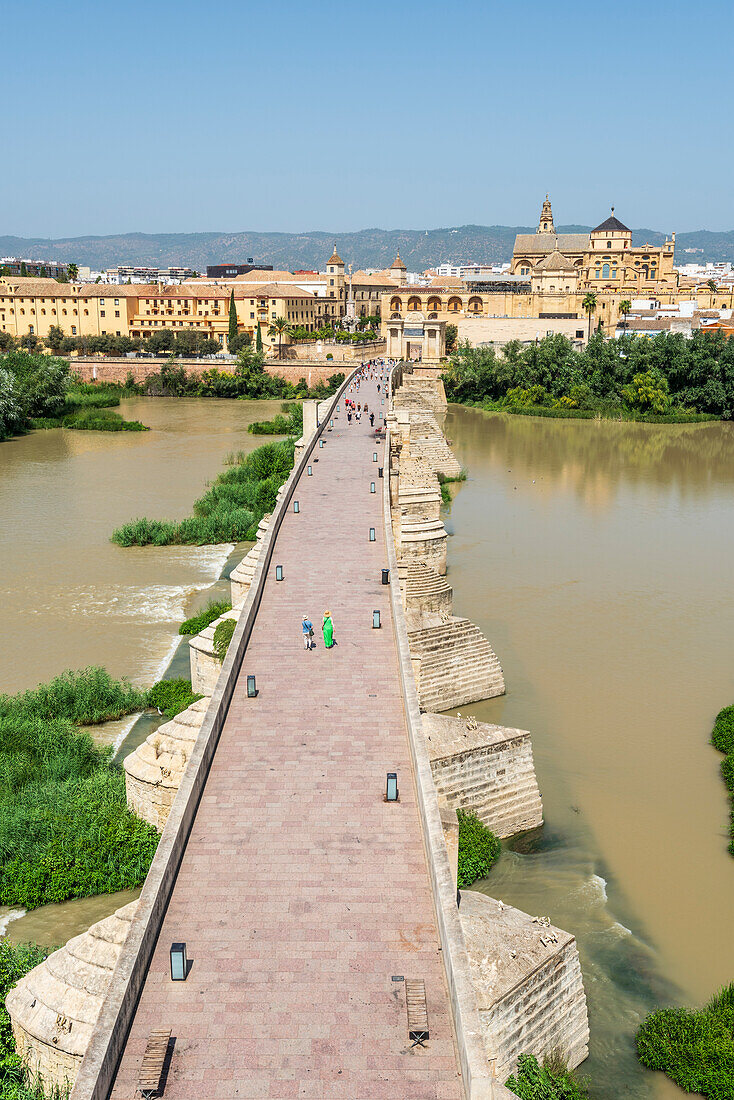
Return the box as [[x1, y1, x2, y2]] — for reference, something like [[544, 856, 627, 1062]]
[[445, 406, 734, 1098], [1, 397, 732, 1097]]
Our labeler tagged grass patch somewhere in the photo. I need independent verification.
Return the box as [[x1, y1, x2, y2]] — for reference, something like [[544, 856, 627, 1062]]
[[61, 408, 148, 432], [636, 982, 734, 1097], [467, 399, 716, 424], [711, 705, 734, 857], [505, 1053, 590, 1098], [0, 667, 147, 726], [179, 600, 232, 636], [112, 439, 294, 546], [147, 678, 202, 719], [0, 940, 69, 1100], [457, 809, 500, 887], [213, 619, 236, 661], [248, 402, 303, 436]]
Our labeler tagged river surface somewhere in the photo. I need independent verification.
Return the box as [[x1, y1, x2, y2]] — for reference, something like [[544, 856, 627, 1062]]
[[445, 406, 734, 1098]]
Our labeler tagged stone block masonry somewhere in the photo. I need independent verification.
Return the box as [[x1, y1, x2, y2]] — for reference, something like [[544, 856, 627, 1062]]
[[459, 892, 589, 1081], [409, 618, 506, 712], [423, 714, 543, 839]]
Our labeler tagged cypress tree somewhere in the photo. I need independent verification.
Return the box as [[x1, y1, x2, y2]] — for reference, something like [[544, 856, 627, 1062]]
[[256, 323, 263, 353], [228, 289, 238, 347], [20, 262, 27, 277]]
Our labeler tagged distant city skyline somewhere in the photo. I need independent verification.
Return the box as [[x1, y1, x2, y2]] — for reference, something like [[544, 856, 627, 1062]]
[[5, 0, 733, 236]]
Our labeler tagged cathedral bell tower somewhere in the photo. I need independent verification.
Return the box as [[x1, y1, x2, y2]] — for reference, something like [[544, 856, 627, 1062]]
[[538, 194, 555, 234]]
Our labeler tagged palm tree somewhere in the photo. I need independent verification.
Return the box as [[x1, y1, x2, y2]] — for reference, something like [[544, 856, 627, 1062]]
[[67, 263, 79, 281], [619, 299, 631, 334], [268, 316, 292, 359], [582, 292, 598, 342], [707, 278, 717, 295]]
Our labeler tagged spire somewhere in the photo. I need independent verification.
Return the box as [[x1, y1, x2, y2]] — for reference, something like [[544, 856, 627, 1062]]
[[538, 194, 555, 233], [328, 243, 343, 266], [390, 250, 407, 271]]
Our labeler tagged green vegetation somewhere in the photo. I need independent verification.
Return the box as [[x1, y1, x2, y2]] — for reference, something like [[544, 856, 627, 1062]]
[[505, 1054, 590, 1099], [0, 667, 147, 726], [0, 352, 70, 440], [0, 941, 66, 1100], [213, 619, 236, 661], [179, 600, 232, 636], [636, 983, 734, 1097], [249, 402, 303, 436], [111, 438, 295, 546], [147, 678, 202, 719], [61, 408, 147, 432], [457, 809, 500, 887], [441, 331, 734, 421], [711, 705, 734, 856], [0, 671, 158, 910]]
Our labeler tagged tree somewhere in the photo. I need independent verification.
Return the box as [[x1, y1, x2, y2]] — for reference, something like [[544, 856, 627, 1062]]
[[19, 262, 27, 277], [445, 323, 458, 354], [46, 325, 65, 352], [618, 300, 631, 333], [228, 289, 238, 348], [67, 263, 79, 282], [40, 267, 47, 278], [582, 292, 598, 342], [268, 316, 292, 359], [707, 278, 717, 294], [255, 324, 263, 353]]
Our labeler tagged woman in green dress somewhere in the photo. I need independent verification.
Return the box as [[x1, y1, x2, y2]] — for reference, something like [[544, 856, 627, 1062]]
[[322, 610, 335, 649]]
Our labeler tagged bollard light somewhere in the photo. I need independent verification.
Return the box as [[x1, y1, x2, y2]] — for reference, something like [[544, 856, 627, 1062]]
[[307, 465, 313, 476], [379, 467, 383, 478], [337, 405, 340, 412], [381, 398, 384, 404], [247, 675, 258, 698], [373, 452, 378, 462], [381, 568, 390, 585], [170, 942, 188, 981], [293, 500, 300, 513], [373, 610, 381, 629], [319, 439, 324, 449], [370, 482, 376, 494], [369, 527, 376, 542], [330, 419, 334, 428], [385, 772, 399, 802], [275, 565, 284, 581]]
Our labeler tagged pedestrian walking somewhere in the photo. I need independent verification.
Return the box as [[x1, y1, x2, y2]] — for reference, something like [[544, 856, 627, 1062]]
[[322, 610, 335, 649], [370, 412, 374, 426], [302, 614, 314, 650]]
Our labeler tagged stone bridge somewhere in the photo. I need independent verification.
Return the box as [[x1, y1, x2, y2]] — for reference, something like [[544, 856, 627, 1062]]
[[8, 366, 588, 1100]]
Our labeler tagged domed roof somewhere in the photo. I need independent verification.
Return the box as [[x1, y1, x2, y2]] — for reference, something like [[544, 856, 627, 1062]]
[[592, 208, 630, 234], [533, 242, 577, 273], [391, 251, 407, 270], [327, 245, 343, 265]]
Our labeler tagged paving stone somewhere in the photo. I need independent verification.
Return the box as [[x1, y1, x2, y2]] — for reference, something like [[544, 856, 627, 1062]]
[[109, 377, 462, 1099]]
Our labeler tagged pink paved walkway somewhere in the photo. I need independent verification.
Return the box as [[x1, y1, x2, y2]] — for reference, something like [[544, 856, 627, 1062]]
[[110, 375, 462, 1099]]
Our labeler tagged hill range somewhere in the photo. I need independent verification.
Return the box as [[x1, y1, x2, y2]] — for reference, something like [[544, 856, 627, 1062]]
[[2, 225, 734, 273]]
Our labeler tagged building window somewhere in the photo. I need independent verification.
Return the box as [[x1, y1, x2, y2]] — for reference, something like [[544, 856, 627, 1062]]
[[115, 310, 120, 317], [71, 326, 77, 335], [114, 298, 119, 305], [607, 240, 611, 248], [576, 330, 584, 338]]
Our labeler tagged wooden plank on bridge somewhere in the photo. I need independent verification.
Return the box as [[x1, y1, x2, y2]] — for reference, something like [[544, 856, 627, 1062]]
[[405, 979, 429, 1046], [137, 1028, 171, 1098]]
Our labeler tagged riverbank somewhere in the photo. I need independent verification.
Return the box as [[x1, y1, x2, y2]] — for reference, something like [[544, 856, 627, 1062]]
[[456, 397, 716, 424]]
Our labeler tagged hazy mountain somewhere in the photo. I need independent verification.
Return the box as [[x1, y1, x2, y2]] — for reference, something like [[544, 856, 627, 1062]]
[[2, 225, 733, 271]]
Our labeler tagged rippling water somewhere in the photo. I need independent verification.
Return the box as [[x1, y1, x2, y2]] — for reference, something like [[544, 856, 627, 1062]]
[[445, 406, 734, 1098]]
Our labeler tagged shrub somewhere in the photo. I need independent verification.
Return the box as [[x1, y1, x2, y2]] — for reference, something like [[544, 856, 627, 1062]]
[[636, 983, 734, 1097], [147, 679, 202, 719], [179, 601, 232, 635], [0, 940, 55, 1098], [457, 809, 500, 886], [505, 1054, 590, 1099], [711, 704, 734, 856], [213, 618, 236, 661]]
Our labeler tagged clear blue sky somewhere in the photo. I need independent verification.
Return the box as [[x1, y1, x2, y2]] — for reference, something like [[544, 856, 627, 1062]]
[[4, 0, 731, 237]]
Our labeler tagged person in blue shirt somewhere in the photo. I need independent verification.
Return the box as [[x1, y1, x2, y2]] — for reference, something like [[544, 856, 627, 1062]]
[[302, 614, 314, 650]]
